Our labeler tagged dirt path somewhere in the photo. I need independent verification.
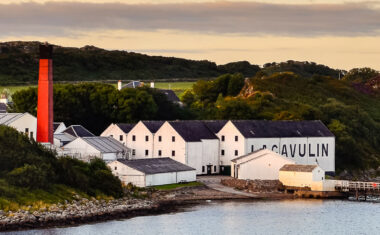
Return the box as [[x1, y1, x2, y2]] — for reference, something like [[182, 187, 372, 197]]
[[197, 176, 259, 198]]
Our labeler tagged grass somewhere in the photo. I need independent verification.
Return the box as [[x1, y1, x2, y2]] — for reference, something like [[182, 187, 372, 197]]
[[152, 181, 203, 190]]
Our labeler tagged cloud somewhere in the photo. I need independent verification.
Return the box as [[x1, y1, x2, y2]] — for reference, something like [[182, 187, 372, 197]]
[[0, 1, 380, 37]]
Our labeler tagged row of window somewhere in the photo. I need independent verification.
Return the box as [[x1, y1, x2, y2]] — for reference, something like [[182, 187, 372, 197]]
[[201, 165, 217, 173], [221, 135, 239, 142], [130, 135, 176, 142], [131, 149, 176, 157]]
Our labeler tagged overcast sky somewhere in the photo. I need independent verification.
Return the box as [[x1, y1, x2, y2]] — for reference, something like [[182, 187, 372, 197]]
[[1, 0, 379, 70]]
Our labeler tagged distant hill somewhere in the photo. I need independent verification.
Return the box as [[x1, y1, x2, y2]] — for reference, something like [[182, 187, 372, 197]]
[[0, 41, 261, 85]]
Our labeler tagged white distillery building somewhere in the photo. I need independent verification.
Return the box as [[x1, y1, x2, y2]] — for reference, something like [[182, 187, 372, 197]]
[[62, 136, 130, 162], [231, 149, 295, 180], [279, 164, 325, 190], [108, 158, 196, 187], [217, 120, 335, 175], [0, 113, 37, 140], [127, 121, 164, 159], [101, 123, 135, 145], [154, 121, 220, 175]]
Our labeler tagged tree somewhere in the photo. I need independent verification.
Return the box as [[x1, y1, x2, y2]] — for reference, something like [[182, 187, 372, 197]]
[[343, 67, 379, 83]]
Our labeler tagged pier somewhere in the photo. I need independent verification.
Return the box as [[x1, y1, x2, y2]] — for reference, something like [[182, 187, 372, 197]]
[[335, 181, 380, 200]]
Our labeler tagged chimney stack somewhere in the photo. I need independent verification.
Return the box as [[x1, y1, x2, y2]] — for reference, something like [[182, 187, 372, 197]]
[[37, 44, 54, 143]]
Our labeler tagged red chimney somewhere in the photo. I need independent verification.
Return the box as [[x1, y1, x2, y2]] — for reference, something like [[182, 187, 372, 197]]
[[37, 44, 54, 143]]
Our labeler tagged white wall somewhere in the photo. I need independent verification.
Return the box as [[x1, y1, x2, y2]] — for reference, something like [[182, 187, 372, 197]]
[[108, 161, 146, 187], [127, 121, 154, 159], [279, 171, 314, 188], [247, 137, 335, 172], [201, 139, 220, 174], [154, 122, 186, 163], [186, 142, 203, 174], [62, 138, 101, 162], [217, 121, 245, 166], [177, 170, 196, 183], [146, 172, 177, 186], [9, 113, 37, 140], [234, 153, 295, 180], [101, 124, 128, 146]]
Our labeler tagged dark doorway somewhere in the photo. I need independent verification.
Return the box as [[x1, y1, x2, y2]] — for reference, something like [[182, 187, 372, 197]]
[[207, 165, 212, 175]]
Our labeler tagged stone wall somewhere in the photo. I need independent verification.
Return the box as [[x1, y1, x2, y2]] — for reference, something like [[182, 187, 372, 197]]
[[221, 178, 284, 192]]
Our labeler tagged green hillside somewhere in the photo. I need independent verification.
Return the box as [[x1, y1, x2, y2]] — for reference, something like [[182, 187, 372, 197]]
[[0, 41, 261, 85], [0, 126, 123, 211]]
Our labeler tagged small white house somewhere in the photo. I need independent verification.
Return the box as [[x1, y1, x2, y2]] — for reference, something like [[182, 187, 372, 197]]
[[108, 158, 196, 187], [154, 121, 220, 175], [279, 164, 325, 190], [231, 149, 295, 180], [101, 123, 135, 145], [127, 121, 164, 159], [62, 136, 130, 162], [0, 112, 37, 140]]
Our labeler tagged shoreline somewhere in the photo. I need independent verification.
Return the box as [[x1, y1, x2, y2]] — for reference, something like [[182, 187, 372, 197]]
[[0, 185, 341, 232]]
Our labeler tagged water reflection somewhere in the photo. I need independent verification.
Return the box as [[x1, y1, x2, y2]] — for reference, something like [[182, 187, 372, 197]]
[[6, 200, 380, 235]]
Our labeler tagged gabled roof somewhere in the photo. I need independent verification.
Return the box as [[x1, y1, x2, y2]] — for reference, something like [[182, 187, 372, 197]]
[[0, 103, 7, 113], [280, 164, 319, 172], [203, 120, 228, 134], [117, 158, 195, 174], [231, 149, 295, 164], [116, 123, 135, 134], [81, 136, 128, 153], [54, 132, 76, 143], [231, 120, 334, 138], [0, 113, 26, 125], [159, 89, 180, 102], [122, 81, 142, 89], [168, 120, 218, 142], [63, 125, 95, 137], [53, 122, 66, 133], [141, 121, 165, 133]]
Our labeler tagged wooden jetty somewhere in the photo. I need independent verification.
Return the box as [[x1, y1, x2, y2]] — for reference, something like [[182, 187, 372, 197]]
[[335, 180, 380, 201]]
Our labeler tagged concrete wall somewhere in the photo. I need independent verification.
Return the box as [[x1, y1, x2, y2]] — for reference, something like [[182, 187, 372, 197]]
[[108, 161, 146, 187], [9, 113, 37, 140], [201, 139, 220, 174], [127, 121, 154, 159], [186, 142, 202, 174], [217, 121, 245, 166], [101, 124, 128, 146], [177, 170, 196, 182], [234, 153, 295, 180]]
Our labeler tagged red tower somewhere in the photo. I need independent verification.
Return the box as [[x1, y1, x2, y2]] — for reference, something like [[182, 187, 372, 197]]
[[37, 44, 54, 143]]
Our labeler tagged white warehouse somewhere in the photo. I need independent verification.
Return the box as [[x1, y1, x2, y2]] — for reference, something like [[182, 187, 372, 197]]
[[217, 120, 335, 175], [0, 113, 37, 140], [108, 158, 196, 187]]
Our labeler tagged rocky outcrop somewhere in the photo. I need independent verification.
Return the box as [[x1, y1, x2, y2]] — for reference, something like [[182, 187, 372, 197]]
[[221, 178, 284, 192], [0, 197, 163, 232]]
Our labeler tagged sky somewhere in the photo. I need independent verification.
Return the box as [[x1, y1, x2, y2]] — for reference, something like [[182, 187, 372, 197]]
[[1, 0, 380, 70]]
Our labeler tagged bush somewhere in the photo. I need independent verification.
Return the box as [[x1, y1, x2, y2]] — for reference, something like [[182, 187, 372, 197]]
[[6, 164, 50, 189]]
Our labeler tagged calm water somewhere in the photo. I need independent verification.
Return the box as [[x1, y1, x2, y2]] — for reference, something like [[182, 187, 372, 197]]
[[6, 200, 380, 235]]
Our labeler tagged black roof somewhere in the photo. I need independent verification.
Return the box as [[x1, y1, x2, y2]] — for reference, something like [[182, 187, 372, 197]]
[[203, 120, 228, 134], [0, 103, 7, 113], [169, 121, 218, 142], [117, 158, 195, 174], [159, 89, 180, 102], [116, 123, 135, 134], [231, 120, 334, 138], [142, 121, 165, 133], [63, 125, 95, 137]]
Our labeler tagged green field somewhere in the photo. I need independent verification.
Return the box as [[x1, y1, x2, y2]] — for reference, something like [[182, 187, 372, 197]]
[[0, 82, 194, 99]]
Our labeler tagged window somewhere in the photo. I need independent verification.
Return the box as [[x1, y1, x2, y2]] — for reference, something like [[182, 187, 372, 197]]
[[119, 135, 123, 141], [158, 136, 162, 142], [114, 166, 117, 170], [25, 128, 29, 133], [145, 135, 149, 141], [132, 149, 136, 156], [172, 150, 175, 157], [145, 150, 149, 156], [172, 136, 175, 142], [251, 145, 254, 152], [132, 135, 136, 141], [235, 136, 238, 141], [214, 166, 216, 172], [221, 135, 225, 141], [221, 149, 225, 156], [158, 150, 162, 156], [202, 166, 205, 172], [235, 150, 238, 156]]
